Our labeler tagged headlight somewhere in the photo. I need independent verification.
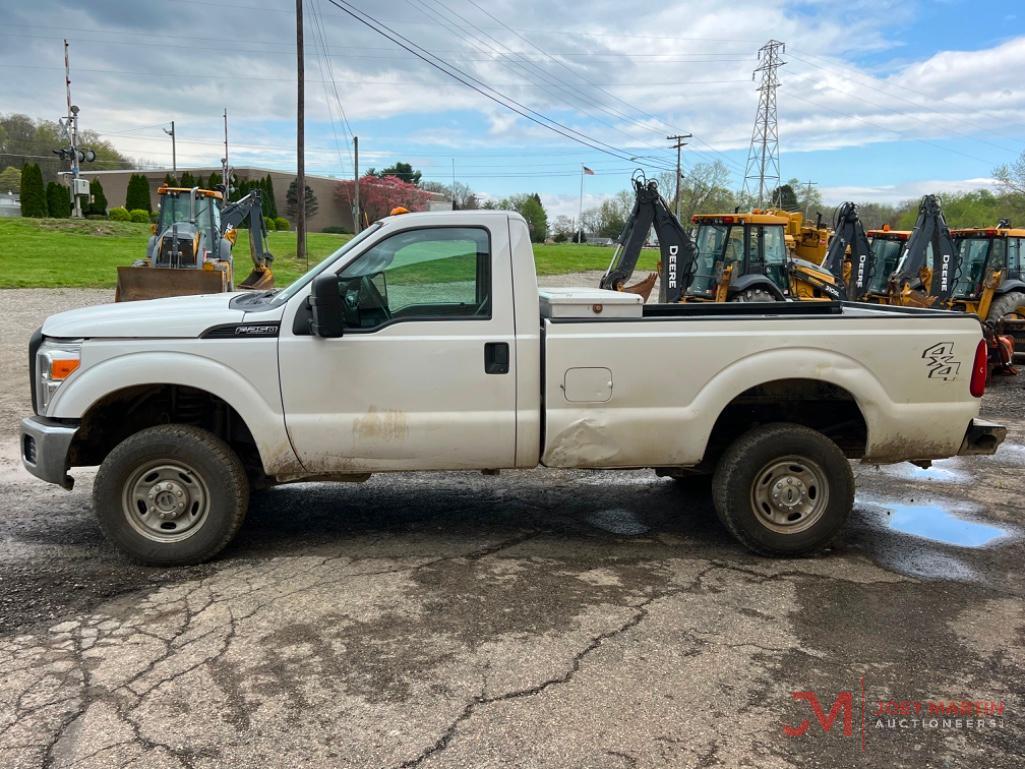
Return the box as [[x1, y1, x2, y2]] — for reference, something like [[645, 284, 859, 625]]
[[36, 340, 82, 415]]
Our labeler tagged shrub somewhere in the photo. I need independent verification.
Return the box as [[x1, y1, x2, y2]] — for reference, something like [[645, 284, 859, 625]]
[[87, 178, 107, 216], [19, 163, 47, 217], [125, 174, 152, 212], [321, 225, 351, 235], [273, 216, 290, 231], [263, 216, 273, 231], [108, 207, 130, 221], [45, 182, 71, 218], [129, 208, 150, 223], [552, 231, 568, 243]]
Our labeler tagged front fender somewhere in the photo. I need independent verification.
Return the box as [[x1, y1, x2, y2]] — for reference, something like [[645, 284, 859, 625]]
[[49, 350, 301, 474]]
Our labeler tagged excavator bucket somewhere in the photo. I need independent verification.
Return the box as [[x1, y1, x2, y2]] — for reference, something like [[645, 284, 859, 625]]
[[238, 266, 274, 291], [115, 266, 228, 302]]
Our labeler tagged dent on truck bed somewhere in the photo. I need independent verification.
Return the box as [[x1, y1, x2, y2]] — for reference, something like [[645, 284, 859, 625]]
[[544, 417, 623, 467]]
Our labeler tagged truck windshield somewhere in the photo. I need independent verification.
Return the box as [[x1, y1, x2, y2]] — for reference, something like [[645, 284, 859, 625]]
[[953, 238, 997, 297], [865, 239, 903, 293], [688, 224, 729, 295], [273, 223, 383, 303]]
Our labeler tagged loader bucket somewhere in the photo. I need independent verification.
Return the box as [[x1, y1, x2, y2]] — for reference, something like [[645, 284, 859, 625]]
[[115, 266, 228, 302], [238, 266, 274, 291]]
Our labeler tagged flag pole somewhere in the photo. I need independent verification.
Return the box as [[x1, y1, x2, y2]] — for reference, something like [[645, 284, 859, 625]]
[[577, 164, 585, 243]]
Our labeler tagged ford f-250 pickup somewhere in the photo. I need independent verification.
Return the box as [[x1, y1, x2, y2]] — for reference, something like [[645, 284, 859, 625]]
[[20, 210, 1005, 565]]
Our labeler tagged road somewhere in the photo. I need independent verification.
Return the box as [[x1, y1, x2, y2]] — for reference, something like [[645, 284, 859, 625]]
[[0, 288, 1023, 768]]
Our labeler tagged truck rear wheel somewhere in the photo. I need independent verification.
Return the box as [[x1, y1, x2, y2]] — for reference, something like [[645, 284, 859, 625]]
[[93, 425, 249, 566], [711, 423, 853, 556]]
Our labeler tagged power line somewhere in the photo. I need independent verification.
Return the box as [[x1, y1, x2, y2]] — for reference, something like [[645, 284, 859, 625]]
[[320, 0, 676, 171]]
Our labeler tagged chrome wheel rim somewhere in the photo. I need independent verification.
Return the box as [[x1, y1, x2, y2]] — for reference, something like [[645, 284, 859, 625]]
[[122, 461, 210, 543], [750, 455, 829, 534]]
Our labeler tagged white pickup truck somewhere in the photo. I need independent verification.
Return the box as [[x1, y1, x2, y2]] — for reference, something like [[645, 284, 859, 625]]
[[21, 210, 1004, 565]]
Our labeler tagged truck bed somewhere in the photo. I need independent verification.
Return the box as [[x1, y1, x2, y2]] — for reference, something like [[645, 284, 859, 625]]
[[539, 293, 983, 470]]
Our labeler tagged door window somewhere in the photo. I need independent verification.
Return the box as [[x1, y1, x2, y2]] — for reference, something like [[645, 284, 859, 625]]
[[336, 227, 491, 329], [1008, 238, 1022, 275], [763, 225, 788, 288]]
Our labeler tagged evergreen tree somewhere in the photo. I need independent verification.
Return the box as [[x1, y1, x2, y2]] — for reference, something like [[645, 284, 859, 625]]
[[179, 171, 196, 188], [87, 178, 107, 216], [19, 163, 47, 217], [45, 182, 71, 217], [163, 172, 179, 186], [125, 173, 152, 212], [262, 174, 278, 217], [207, 170, 222, 190], [286, 178, 319, 220]]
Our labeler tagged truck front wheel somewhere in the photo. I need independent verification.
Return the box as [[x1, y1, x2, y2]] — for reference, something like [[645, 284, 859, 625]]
[[711, 423, 853, 556], [93, 425, 249, 566]]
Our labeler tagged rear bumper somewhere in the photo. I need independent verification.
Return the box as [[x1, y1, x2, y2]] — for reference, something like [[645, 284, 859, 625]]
[[957, 418, 1006, 456], [20, 416, 78, 490]]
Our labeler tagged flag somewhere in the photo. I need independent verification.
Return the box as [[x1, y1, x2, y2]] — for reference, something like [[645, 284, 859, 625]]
[[582, 166, 595, 175]]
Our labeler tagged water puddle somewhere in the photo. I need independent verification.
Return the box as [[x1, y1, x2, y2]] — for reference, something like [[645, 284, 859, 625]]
[[586, 508, 650, 536], [863, 462, 968, 484], [858, 497, 1011, 548]]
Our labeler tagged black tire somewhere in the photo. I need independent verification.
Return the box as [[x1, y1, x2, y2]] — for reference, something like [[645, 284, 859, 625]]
[[93, 425, 249, 566], [986, 291, 1025, 324], [730, 288, 777, 302], [711, 423, 853, 556]]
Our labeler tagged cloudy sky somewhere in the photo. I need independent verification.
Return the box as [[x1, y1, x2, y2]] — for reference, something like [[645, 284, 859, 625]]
[[3, 0, 1022, 218]]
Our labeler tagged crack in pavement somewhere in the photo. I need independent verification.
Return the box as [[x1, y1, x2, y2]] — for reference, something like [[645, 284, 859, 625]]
[[391, 564, 720, 769]]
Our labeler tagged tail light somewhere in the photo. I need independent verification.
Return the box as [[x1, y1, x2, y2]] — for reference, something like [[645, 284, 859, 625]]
[[970, 339, 987, 397]]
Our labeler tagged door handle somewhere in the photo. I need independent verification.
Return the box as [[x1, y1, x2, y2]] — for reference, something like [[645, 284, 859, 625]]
[[484, 342, 510, 374]]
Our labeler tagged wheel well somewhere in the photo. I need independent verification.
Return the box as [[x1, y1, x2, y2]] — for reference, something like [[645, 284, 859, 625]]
[[69, 384, 263, 477], [704, 379, 867, 465]]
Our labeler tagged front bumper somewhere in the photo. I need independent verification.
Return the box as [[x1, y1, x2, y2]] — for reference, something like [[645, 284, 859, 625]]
[[957, 418, 1006, 456], [20, 416, 78, 490]]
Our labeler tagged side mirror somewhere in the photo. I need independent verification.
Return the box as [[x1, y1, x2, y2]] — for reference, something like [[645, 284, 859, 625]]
[[309, 272, 344, 338]]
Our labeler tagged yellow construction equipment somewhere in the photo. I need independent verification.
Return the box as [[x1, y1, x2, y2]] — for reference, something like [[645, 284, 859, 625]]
[[115, 185, 274, 302], [686, 209, 839, 302]]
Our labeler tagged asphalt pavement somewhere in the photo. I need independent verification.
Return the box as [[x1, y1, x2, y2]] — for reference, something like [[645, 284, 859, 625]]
[[1, 289, 1023, 769]]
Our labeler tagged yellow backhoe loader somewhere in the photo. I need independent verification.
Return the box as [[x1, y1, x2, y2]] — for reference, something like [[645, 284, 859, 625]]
[[115, 185, 274, 302]]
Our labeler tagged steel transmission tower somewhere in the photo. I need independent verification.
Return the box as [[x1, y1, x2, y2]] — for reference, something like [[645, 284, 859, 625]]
[[742, 40, 786, 207]]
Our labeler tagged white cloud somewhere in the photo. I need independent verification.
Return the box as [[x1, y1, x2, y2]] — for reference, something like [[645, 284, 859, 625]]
[[821, 177, 1000, 205]]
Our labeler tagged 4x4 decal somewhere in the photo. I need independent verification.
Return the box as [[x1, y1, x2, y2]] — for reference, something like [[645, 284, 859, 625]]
[[922, 342, 961, 380]]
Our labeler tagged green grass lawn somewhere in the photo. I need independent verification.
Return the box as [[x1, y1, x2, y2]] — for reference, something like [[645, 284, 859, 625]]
[[0, 217, 656, 289]]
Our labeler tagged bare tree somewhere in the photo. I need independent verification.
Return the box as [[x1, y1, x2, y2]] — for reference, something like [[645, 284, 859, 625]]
[[994, 151, 1025, 196]]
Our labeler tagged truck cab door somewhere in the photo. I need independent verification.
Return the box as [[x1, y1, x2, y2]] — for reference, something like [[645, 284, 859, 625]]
[[277, 223, 518, 474]]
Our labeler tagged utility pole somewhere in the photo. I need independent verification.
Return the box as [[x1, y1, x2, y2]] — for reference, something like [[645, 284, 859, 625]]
[[221, 108, 229, 201], [742, 40, 786, 207], [63, 39, 82, 219], [164, 121, 176, 175], [296, 0, 307, 266], [451, 157, 456, 207], [802, 179, 817, 219], [667, 133, 692, 220], [353, 135, 360, 233]]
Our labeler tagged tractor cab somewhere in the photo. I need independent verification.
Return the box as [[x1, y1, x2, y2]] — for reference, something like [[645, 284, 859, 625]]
[[950, 225, 1025, 301], [865, 227, 910, 297], [687, 211, 838, 302], [148, 186, 227, 269]]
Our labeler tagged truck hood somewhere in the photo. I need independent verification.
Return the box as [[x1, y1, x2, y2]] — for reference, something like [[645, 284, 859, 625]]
[[43, 292, 250, 339]]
